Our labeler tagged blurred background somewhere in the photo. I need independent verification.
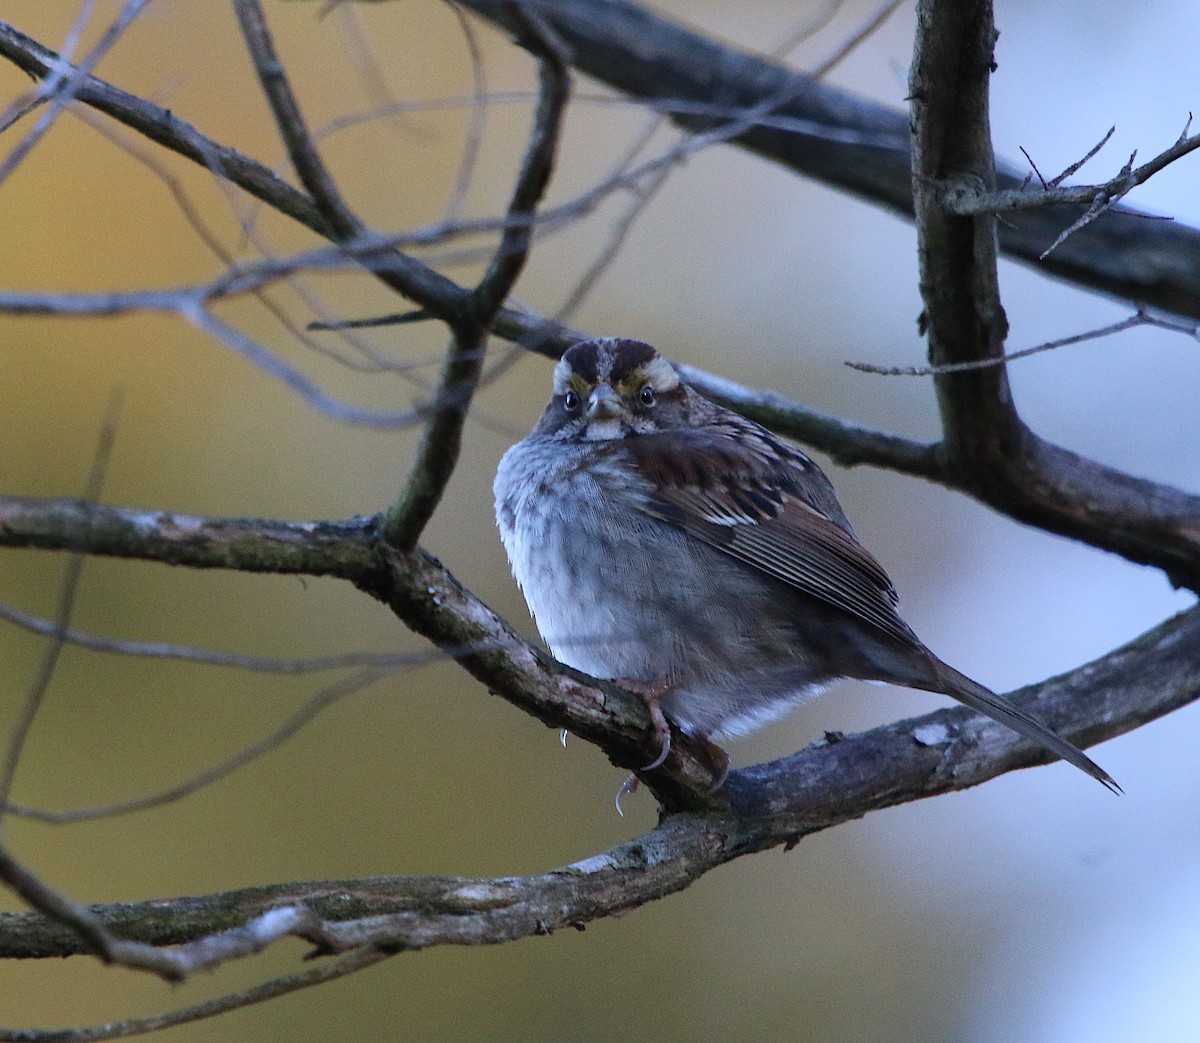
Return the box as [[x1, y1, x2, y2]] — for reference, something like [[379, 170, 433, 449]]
[[0, 1, 1198, 1040]]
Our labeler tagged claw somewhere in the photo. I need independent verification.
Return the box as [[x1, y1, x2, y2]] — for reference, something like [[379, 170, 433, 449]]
[[641, 726, 672, 771], [620, 678, 673, 772], [614, 773, 639, 816]]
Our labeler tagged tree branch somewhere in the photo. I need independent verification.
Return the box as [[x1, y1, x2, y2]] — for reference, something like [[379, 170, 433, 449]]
[[5, 6, 1200, 321], [0, 945, 395, 1041], [939, 122, 1200, 219], [906, 0, 1200, 592], [451, 0, 1200, 322], [380, 4, 570, 549], [0, 14, 1195, 590], [2, 600, 1196, 961], [2, 493, 1195, 818], [910, 0, 1015, 448]]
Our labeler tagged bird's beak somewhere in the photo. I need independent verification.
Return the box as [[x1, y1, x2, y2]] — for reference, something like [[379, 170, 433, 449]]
[[587, 382, 624, 420]]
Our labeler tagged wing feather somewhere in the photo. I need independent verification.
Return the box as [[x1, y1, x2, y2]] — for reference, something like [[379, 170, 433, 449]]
[[625, 426, 916, 645]]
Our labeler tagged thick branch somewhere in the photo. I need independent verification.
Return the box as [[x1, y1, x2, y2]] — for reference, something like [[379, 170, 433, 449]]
[[0, 496, 376, 575], [453, 0, 1200, 322], [0, 496, 718, 806], [905, 1, 1200, 591], [3, 494, 1196, 814], [910, 0, 1015, 453], [3, 601, 1197, 960], [4, 10, 1200, 322]]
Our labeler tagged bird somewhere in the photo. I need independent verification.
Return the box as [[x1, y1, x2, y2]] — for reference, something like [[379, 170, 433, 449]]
[[493, 336, 1118, 794]]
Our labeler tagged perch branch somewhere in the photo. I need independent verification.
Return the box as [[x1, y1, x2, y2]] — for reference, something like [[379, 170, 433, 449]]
[[0, 601, 1196, 962]]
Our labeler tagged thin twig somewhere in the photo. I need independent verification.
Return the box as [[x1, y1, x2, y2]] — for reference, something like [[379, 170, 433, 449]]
[[233, 0, 362, 239], [444, 2, 489, 221], [0, 0, 146, 187], [939, 126, 1200, 218], [1049, 124, 1116, 186], [380, 3, 570, 550], [0, 395, 121, 817], [330, 1, 419, 146], [810, 0, 907, 78], [846, 308, 1198, 376], [0, 946, 395, 1041], [551, 109, 670, 322], [184, 305, 427, 427], [1019, 145, 1047, 188], [0, 600, 450, 674], [5, 667, 391, 823], [1038, 172, 1128, 260]]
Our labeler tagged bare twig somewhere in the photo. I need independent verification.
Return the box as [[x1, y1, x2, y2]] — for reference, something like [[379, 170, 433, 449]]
[[183, 305, 427, 427], [1035, 152, 1136, 260], [846, 308, 1199, 376], [444, 2, 490, 221], [938, 126, 1200, 220], [329, 1, 419, 146], [810, 0, 907, 78], [1019, 144, 1047, 188], [0, 0, 146, 186], [23, 945, 392, 1040], [551, 108, 670, 322], [0, 600, 432, 673], [233, 0, 362, 239], [0, 396, 121, 817], [0, 946, 394, 1042], [3, 668, 393, 823], [771, 0, 844, 57], [1048, 124, 1116, 186], [380, 4, 570, 550]]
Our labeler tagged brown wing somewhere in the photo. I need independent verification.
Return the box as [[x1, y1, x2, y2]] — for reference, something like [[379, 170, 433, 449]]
[[625, 424, 917, 646]]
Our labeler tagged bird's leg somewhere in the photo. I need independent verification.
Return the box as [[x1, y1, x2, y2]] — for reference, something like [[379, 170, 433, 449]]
[[611, 678, 674, 814], [610, 682, 732, 807], [617, 677, 674, 771]]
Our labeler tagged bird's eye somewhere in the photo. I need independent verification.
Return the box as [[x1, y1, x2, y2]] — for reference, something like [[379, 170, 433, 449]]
[[639, 386, 656, 406], [563, 390, 581, 412]]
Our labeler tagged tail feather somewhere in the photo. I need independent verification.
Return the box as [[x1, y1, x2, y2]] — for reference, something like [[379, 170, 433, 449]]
[[926, 658, 1120, 794]]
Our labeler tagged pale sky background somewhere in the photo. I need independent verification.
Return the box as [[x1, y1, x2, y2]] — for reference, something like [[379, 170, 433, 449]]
[[0, 2, 1198, 1040]]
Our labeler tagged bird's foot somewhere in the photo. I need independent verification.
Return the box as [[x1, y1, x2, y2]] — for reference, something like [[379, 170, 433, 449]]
[[614, 773, 639, 816], [617, 677, 674, 771]]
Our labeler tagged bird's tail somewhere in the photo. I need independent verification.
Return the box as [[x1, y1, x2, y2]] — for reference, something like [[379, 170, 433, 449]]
[[926, 657, 1120, 793]]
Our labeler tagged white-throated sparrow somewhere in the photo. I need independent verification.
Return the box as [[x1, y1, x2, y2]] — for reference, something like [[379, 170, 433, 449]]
[[494, 337, 1117, 792]]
